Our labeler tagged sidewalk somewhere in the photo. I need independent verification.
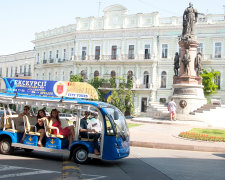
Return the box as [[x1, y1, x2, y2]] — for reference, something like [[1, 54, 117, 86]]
[[128, 118, 225, 153]]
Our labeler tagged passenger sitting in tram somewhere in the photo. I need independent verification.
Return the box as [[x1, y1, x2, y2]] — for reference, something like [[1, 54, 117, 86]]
[[18, 105, 31, 143], [87, 112, 101, 133], [35, 109, 48, 147], [48, 109, 75, 146], [80, 111, 101, 155]]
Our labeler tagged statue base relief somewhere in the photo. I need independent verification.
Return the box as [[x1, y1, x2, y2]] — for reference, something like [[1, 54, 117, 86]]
[[172, 83, 206, 118]]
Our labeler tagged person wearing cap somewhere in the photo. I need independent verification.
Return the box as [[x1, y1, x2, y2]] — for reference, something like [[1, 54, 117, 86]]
[[88, 112, 101, 133], [80, 111, 101, 155]]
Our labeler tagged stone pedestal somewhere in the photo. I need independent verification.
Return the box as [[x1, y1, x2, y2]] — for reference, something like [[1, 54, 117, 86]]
[[172, 39, 207, 120], [172, 83, 206, 116]]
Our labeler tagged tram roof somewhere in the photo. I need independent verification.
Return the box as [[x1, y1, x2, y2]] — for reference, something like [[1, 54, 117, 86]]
[[0, 92, 109, 108]]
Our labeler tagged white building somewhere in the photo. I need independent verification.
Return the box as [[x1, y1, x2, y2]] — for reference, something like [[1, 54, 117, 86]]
[[1, 5, 225, 115], [0, 50, 35, 90]]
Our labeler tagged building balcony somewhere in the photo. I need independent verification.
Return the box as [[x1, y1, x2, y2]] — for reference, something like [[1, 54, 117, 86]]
[[74, 54, 154, 61]]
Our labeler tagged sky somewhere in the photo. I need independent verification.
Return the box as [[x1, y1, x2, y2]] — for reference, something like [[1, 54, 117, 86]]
[[0, 0, 224, 55]]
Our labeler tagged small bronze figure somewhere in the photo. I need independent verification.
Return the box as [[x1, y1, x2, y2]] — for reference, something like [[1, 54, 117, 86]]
[[195, 52, 202, 76], [174, 52, 180, 76], [182, 49, 191, 75]]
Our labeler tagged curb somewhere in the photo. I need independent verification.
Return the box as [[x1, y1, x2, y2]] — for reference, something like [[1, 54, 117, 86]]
[[130, 118, 209, 127], [130, 141, 225, 153]]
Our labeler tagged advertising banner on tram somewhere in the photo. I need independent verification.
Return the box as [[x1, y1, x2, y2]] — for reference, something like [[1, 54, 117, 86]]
[[3, 78, 98, 99]]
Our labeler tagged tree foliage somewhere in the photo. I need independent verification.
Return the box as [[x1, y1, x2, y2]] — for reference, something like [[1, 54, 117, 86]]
[[88, 77, 107, 101], [201, 69, 220, 95], [70, 75, 84, 82], [69, 74, 134, 115], [110, 76, 134, 115]]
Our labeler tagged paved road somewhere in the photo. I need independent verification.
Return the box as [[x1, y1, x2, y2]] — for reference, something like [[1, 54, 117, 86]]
[[1, 147, 225, 180]]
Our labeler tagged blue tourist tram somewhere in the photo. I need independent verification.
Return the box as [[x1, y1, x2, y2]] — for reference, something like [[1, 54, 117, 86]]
[[0, 78, 129, 163]]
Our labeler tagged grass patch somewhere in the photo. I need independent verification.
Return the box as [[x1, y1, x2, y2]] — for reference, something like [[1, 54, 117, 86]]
[[190, 128, 225, 139], [128, 123, 142, 128], [179, 128, 225, 142]]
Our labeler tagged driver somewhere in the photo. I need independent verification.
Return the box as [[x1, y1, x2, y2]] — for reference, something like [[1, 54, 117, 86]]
[[80, 111, 101, 155]]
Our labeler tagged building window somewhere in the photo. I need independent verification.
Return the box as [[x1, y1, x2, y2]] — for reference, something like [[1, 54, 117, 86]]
[[159, 98, 166, 104], [197, 43, 203, 54], [95, 46, 100, 60], [81, 70, 87, 80], [49, 72, 51, 80], [20, 66, 22, 74], [6, 68, 8, 77], [36, 73, 38, 79], [111, 71, 116, 77], [141, 97, 148, 112], [216, 73, 221, 90], [49, 51, 52, 60], [56, 50, 59, 59], [82, 47, 87, 60], [70, 71, 73, 79], [160, 71, 167, 88], [215, 42, 222, 58], [94, 70, 99, 78], [0, 68, 2, 77], [128, 45, 135, 59], [70, 48, 74, 60], [28, 65, 31, 76], [127, 71, 133, 88], [162, 44, 168, 58], [42, 73, 44, 80], [24, 65, 26, 76], [10, 67, 13, 77], [63, 49, 66, 60], [43, 52, 46, 60], [15, 67, 18, 77], [36, 53, 39, 64], [143, 71, 150, 88], [111, 46, 117, 60], [144, 44, 151, 59]]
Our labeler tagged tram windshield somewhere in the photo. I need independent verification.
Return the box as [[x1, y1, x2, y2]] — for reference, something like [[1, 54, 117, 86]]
[[103, 107, 129, 140]]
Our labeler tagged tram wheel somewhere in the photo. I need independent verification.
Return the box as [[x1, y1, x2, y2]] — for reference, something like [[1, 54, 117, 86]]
[[72, 146, 89, 164], [0, 138, 14, 155]]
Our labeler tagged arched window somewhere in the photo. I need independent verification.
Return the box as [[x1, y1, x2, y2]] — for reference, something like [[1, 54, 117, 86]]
[[70, 71, 73, 79], [94, 70, 99, 78], [127, 71, 133, 80], [111, 70, 116, 78], [81, 70, 87, 79], [143, 71, 150, 88], [127, 71, 133, 88], [216, 73, 221, 90], [160, 71, 167, 88]]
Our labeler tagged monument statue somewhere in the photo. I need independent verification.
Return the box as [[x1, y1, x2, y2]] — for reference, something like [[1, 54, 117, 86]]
[[182, 2, 203, 40], [182, 49, 191, 75], [174, 52, 180, 76], [195, 52, 202, 76]]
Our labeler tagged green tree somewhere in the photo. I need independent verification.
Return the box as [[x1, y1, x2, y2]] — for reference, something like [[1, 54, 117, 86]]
[[201, 69, 220, 95], [88, 77, 107, 101], [110, 76, 134, 115], [70, 75, 84, 82]]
